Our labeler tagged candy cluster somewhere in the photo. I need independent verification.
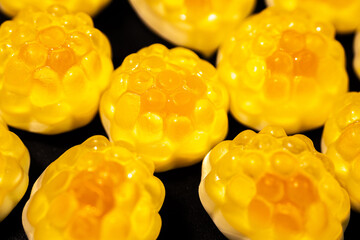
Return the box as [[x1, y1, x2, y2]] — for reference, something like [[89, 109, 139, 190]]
[[0, 5, 113, 134], [23, 136, 165, 240], [217, 7, 348, 133], [199, 126, 350, 240], [100, 44, 229, 171]]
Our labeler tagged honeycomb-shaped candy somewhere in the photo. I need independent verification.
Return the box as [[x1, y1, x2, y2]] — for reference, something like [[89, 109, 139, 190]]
[[0, 118, 30, 221], [322, 92, 360, 211], [0, 5, 113, 134], [199, 126, 350, 240], [22, 135, 165, 240], [217, 7, 348, 134], [100, 44, 229, 172], [0, 0, 111, 17], [129, 0, 255, 56], [266, 0, 360, 33]]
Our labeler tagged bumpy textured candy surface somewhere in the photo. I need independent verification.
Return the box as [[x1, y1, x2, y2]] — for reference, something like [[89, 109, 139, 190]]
[[22, 135, 165, 240], [217, 7, 348, 134], [129, 0, 255, 56], [0, 119, 30, 221], [199, 126, 350, 240], [0, 5, 113, 134], [322, 92, 360, 211], [0, 0, 111, 17], [100, 44, 229, 172], [266, 0, 360, 33]]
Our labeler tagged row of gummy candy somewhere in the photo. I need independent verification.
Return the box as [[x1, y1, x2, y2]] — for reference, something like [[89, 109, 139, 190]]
[[0, 0, 360, 239]]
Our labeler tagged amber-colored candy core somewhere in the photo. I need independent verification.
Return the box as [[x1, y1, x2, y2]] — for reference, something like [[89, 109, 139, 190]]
[[265, 30, 319, 100], [249, 173, 318, 233], [62, 162, 119, 239]]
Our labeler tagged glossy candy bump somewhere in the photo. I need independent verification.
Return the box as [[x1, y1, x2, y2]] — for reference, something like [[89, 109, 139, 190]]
[[322, 92, 360, 211], [217, 8, 348, 134], [0, 0, 111, 17], [0, 118, 30, 222], [22, 135, 165, 240], [100, 44, 229, 172], [0, 6, 113, 134], [129, 0, 255, 56], [199, 126, 350, 240], [266, 0, 360, 33]]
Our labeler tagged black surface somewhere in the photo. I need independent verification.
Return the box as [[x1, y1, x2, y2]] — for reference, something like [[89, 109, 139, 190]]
[[0, 0, 359, 239]]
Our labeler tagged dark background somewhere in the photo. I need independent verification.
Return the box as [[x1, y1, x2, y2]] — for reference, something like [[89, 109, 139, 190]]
[[0, 0, 359, 239]]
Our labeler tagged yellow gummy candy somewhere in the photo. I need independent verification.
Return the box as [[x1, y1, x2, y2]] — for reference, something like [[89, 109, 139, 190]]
[[129, 0, 255, 56], [22, 135, 165, 240], [0, 5, 113, 134], [199, 126, 350, 240], [266, 0, 360, 33], [322, 92, 360, 211], [0, 0, 111, 17], [217, 7, 348, 134], [100, 43, 229, 172], [0, 118, 30, 222]]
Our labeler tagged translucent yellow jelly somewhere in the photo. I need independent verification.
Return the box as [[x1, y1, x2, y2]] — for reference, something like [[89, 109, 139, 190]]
[[22, 135, 165, 240], [129, 0, 255, 56], [0, 0, 111, 17], [0, 119, 30, 222], [322, 92, 360, 211], [217, 8, 348, 134], [0, 6, 113, 134], [266, 0, 360, 33], [100, 44, 229, 172], [199, 126, 350, 240]]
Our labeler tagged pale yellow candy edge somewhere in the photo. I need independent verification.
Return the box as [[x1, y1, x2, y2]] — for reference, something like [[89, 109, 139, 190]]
[[198, 151, 250, 240], [0, 132, 30, 222], [22, 170, 44, 240], [321, 137, 328, 154], [353, 31, 360, 78], [0, 164, 29, 221]]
